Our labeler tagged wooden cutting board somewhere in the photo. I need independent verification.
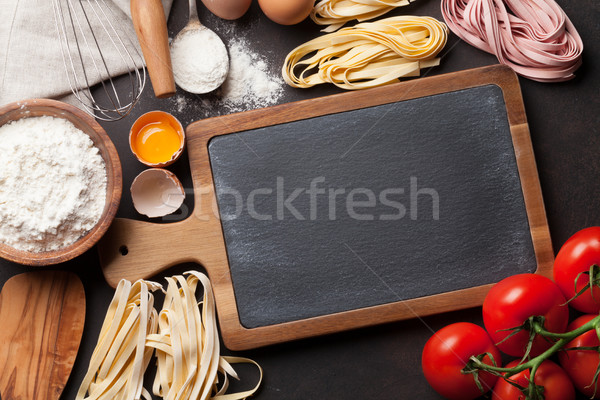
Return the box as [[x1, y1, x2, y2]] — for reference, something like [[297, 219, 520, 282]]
[[98, 65, 553, 350], [0, 271, 86, 400]]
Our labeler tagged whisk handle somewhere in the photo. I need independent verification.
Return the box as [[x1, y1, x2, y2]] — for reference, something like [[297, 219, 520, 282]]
[[131, 0, 176, 98]]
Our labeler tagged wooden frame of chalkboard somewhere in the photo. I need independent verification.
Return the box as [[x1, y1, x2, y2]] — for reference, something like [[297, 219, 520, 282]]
[[99, 65, 553, 350]]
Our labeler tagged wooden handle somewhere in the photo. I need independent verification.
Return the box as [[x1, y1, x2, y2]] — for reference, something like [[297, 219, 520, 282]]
[[98, 216, 229, 288], [97, 218, 194, 286], [131, 0, 175, 98]]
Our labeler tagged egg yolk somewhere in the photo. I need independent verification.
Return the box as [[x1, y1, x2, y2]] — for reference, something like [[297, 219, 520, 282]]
[[133, 121, 182, 164]]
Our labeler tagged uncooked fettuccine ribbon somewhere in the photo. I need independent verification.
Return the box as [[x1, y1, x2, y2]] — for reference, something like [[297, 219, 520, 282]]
[[311, 0, 416, 32], [441, 0, 583, 82], [283, 16, 448, 90]]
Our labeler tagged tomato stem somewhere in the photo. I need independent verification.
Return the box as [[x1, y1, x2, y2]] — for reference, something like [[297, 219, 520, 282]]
[[469, 314, 600, 377], [565, 264, 600, 306]]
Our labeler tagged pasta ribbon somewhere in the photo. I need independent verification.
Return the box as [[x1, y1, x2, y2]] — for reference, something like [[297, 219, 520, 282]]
[[441, 0, 583, 82], [76, 279, 161, 400], [146, 271, 262, 400], [283, 16, 448, 90], [311, 0, 416, 32], [78, 273, 262, 400]]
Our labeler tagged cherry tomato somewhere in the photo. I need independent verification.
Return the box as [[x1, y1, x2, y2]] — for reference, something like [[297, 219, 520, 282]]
[[482, 273, 569, 357], [492, 359, 575, 400], [558, 314, 600, 398], [422, 322, 501, 400], [553, 227, 600, 313]]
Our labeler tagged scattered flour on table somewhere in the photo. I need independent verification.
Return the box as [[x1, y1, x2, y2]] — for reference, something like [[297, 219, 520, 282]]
[[218, 38, 284, 111], [175, 96, 188, 113], [170, 35, 284, 118], [0, 116, 107, 252]]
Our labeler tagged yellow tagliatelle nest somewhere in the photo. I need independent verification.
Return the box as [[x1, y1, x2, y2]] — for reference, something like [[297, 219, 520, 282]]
[[76, 280, 161, 400], [147, 272, 262, 400], [77, 273, 262, 400], [282, 16, 448, 90], [312, 0, 416, 32]]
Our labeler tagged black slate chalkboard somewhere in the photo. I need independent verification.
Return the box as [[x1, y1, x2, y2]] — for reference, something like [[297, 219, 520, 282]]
[[207, 84, 535, 329]]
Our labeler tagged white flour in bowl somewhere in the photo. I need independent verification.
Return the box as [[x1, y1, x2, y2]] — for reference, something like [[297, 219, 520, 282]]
[[0, 116, 107, 253]]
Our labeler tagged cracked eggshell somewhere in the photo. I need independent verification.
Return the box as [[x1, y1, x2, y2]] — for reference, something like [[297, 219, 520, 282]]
[[131, 169, 185, 218]]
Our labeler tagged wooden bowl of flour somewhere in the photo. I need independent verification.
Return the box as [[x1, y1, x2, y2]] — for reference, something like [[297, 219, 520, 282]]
[[0, 99, 122, 266]]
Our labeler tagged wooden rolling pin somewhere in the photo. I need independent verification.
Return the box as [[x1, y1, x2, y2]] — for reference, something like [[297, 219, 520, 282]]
[[131, 0, 176, 98]]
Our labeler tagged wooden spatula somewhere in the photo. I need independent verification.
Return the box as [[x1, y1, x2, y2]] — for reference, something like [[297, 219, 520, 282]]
[[0, 270, 86, 400]]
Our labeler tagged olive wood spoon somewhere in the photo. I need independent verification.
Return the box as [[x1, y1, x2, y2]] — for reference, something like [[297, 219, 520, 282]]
[[0, 271, 86, 400]]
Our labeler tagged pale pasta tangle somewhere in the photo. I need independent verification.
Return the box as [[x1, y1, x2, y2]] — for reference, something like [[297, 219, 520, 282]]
[[312, 0, 416, 32], [283, 16, 448, 90], [76, 280, 161, 400]]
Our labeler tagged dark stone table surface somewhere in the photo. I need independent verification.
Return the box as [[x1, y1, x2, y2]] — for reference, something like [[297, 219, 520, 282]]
[[0, 0, 598, 399]]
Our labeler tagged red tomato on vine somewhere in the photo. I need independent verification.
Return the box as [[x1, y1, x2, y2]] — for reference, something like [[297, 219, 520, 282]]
[[482, 273, 569, 357], [553, 227, 600, 313], [492, 359, 575, 400], [422, 322, 501, 400], [558, 314, 600, 398]]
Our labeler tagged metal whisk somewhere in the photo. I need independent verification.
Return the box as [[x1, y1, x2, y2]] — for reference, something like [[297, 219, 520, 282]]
[[52, 0, 146, 121]]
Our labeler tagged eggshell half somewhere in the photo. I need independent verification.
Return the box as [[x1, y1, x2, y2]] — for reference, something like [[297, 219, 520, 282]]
[[131, 169, 185, 218]]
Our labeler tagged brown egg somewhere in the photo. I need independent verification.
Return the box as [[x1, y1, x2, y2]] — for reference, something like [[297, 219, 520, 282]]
[[201, 0, 252, 20], [258, 0, 314, 25]]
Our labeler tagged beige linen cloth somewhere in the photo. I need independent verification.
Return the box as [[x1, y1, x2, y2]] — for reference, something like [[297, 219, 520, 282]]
[[0, 0, 172, 107]]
